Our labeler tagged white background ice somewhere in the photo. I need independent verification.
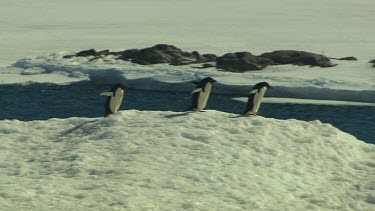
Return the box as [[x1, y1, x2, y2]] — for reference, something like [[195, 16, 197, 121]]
[[1, 0, 375, 65], [1, 0, 374, 102]]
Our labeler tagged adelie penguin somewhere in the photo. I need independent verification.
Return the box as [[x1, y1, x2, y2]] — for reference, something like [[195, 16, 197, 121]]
[[99, 83, 126, 117], [188, 77, 217, 112], [244, 82, 271, 116]]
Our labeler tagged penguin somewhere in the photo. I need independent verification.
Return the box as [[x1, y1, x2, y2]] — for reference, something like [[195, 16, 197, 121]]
[[244, 82, 271, 115], [99, 83, 126, 117], [188, 77, 217, 112]]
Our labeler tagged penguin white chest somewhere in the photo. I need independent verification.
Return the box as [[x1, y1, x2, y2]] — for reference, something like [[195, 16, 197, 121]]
[[109, 89, 124, 113], [197, 83, 212, 110], [251, 87, 267, 114]]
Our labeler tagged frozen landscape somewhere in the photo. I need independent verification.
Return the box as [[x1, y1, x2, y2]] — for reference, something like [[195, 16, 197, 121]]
[[1, 110, 374, 210], [0, 0, 374, 210]]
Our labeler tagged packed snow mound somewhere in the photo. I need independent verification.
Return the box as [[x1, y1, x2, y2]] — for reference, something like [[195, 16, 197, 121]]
[[0, 110, 374, 210], [10, 52, 375, 102]]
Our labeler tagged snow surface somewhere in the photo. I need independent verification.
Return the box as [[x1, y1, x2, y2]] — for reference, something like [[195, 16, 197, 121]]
[[1, 0, 375, 66], [238, 97, 375, 107], [0, 110, 374, 210], [1, 0, 375, 210]]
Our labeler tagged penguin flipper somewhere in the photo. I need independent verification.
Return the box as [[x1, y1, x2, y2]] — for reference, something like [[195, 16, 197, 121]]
[[192, 88, 202, 93], [99, 92, 113, 97]]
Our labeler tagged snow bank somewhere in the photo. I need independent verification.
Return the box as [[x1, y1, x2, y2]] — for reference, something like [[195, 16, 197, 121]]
[[0, 110, 374, 210], [10, 53, 375, 102]]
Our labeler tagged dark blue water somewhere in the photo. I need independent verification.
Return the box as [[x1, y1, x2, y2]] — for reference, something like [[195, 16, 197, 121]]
[[0, 82, 373, 144]]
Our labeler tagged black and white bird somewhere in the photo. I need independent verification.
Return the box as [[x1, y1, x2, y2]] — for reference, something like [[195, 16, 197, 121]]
[[244, 82, 271, 115], [188, 77, 217, 112], [99, 83, 126, 117]]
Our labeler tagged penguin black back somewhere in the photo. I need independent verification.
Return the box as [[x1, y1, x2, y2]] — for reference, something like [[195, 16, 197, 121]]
[[188, 77, 217, 111]]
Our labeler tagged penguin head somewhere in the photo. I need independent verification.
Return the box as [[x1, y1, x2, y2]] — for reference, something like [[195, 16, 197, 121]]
[[192, 77, 217, 87], [201, 77, 217, 84], [111, 83, 126, 92], [253, 82, 271, 90]]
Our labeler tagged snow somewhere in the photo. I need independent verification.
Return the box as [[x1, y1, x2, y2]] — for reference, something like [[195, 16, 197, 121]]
[[0, 0, 375, 210], [0, 110, 374, 210], [1, 0, 375, 67], [0, 66, 87, 85]]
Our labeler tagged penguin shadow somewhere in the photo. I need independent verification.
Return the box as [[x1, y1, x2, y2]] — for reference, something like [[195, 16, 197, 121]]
[[164, 112, 192, 118], [123, 89, 248, 115], [59, 119, 99, 137], [228, 114, 251, 119], [207, 94, 246, 114], [123, 89, 190, 112], [163, 95, 248, 118]]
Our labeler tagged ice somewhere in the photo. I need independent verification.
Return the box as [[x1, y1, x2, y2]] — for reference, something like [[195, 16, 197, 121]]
[[1, 0, 375, 66], [1, 0, 374, 103], [7, 55, 375, 103]]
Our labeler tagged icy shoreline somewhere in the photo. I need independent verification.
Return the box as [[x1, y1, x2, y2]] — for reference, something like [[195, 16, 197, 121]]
[[7, 52, 375, 103]]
